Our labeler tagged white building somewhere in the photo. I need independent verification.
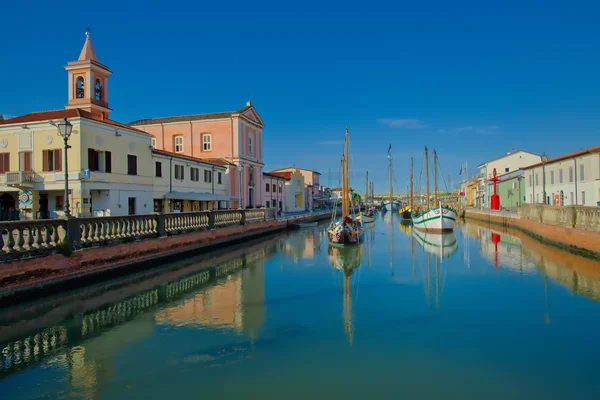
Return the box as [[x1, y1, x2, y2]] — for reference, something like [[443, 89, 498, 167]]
[[152, 150, 231, 213], [522, 145, 600, 206], [266, 169, 305, 212], [476, 150, 541, 208]]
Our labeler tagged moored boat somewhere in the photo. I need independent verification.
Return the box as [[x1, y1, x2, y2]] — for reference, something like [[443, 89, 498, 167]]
[[356, 170, 376, 224], [382, 144, 400, 212], [328, 127, 363, 246]]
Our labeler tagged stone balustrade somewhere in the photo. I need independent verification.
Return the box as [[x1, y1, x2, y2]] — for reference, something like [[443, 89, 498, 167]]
[[520, 204, 600, 232], [0, 208, 277, 262]]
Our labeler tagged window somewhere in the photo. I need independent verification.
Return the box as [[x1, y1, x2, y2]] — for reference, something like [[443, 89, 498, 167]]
[[248, 134, 253, 155], [559, 169, 564, 183], [191, 167, 199, 182], [42, 149, 62, 172], [535, 173, 538, 186], [203, 134, 211, 151], [128, 197, 136, 215], [505, 167, 509, 173], [550, 171, 554, 184], [536, 193, 539, 203], [266, 183, 270, 192], [297, 179, 300, 190], [218, 172, 222, 184], [151, 138, 156, 148], [155, 161, 162, 177], [279, 183, 282, 193], [88, 149, 111, 172], [55, 195, 64, 211], [266, 201, 270, 208], [95, 79, 102, 101], [76, 77, 85, 99], [204, 169, 212, 183], [174, 136, 184, 153], [175, 164, 184, 180], [580, 164, 585, 181], [0, 153, 10, 174], [127, 155, 137, 175], [19, 152, 32, 171], [582, 191, 586, 205], [528, 175, 532, 187], [569, 167, 573, 182], [249, 168, 254, 184], [570, 192, 574, 205]]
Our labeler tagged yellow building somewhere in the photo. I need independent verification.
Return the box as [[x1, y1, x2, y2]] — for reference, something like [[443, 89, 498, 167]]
[[0, 32, 154, 219]]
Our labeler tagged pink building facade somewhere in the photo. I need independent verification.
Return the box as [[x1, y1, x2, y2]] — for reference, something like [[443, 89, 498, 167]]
[[130, 102, 265, 208], [263, 172, 287, 212]]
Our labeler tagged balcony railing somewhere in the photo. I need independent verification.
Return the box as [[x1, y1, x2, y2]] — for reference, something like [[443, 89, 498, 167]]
[[5, 171, 36, 186]]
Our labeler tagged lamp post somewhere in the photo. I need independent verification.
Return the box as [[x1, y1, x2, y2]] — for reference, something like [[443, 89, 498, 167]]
[[57, 118, 73, 217], [541, 152, 548, 204]]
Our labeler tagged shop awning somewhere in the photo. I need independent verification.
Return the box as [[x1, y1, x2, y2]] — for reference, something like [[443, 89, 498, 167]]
[[163, 192, 235, 202]]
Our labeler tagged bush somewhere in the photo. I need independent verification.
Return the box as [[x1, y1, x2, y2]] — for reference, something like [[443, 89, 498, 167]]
[[56, 238, 74, 257]]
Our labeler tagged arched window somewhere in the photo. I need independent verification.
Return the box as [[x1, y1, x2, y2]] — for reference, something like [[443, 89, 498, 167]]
[[248, 134, 253, 155], [76, 77, 85, 99], [174, 136, 184, 153], [249, 167, 254, 184], [95, 79, 102, 101]]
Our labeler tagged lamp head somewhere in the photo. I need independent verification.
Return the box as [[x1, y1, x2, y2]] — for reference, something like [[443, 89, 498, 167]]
[[57, 117, 73, 139], [541, 152, 548, 163]]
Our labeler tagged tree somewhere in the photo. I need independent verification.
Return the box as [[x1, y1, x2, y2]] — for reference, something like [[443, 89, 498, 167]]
[[352, 192, 362, 204], [0, 114, 4, 121], [324, 187, 332, 198]]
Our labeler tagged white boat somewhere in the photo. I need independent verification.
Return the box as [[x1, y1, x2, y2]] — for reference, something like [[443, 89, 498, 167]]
[[413, 230, 458, 258], [382, 200, 400, 212], [412, 205, 457, 233], [356, 171, 376, 224], [356, 214, 375, 223]]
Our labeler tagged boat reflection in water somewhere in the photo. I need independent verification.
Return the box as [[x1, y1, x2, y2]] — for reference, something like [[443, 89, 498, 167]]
[[327, 243, 365, 346], [412, 230, 458, 259]]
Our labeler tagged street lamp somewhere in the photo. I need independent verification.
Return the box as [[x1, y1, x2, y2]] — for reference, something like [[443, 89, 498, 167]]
[[56, 118, 73, 217], [541, 152, 548, 205]]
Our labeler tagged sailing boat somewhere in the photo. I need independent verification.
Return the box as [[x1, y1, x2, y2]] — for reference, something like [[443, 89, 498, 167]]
[[357, 171, 375, 223], [412, 147, 458, 232], [400, 157, 414, 220], [382, 144, 400, 212], [328, 127, 364, 245]]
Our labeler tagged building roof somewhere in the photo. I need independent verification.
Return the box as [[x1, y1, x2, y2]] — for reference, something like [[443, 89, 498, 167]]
[[0, 109, 149, 134], [129, 105, 254, 126], [271, 167, 321, 175], [203, 158, 236, 167], [79, 34, 98, 62], [476, 150, 540, 168], [265, 171, 292, 180], [152, 149, 228, 168], [522, 145, 600, 170]]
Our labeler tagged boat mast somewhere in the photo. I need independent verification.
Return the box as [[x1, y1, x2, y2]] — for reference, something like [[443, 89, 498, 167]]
[[425, 146, 430, 210], [345, 127, 350, 217], [365, 171, 369, 211], [389, 156, 393, 203], [433, 149, 438, 206], [410, 157, 414, 211], [341, 153, 347, 217]]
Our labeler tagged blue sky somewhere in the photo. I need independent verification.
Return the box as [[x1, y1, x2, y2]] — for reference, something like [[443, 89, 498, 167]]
[[1, 0, 599, 193]]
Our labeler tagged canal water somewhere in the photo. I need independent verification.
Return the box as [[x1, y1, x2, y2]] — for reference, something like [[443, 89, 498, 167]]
[[1, 214, 600, 399]]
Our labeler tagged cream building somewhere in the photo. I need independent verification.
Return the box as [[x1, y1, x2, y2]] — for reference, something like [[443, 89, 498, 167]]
[[270, 167, 325, 209], [152, 149, 231, 212], [0, 32, 153, 219], [266, 170, 305, 212], [523, 145, 600, 206]]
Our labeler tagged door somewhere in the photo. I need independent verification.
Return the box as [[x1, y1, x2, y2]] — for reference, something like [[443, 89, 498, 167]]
[[0, 193, 15, 221], [128, 197, 136, 215], [248, 188, 254, 207], [39, 193, 49, 219]]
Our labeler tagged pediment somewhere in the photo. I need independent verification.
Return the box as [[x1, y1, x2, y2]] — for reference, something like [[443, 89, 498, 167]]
[[240, 107, 264, 127]]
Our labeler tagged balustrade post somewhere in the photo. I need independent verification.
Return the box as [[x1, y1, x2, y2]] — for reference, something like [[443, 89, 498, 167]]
[[66, 217, 82, 250], [240, 210, 246, 226], [156, 213, 167, 237], [208, 211, 215, 230]]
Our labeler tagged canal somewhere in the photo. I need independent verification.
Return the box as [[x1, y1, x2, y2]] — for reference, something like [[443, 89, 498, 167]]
[[1, 214, 600, 399]]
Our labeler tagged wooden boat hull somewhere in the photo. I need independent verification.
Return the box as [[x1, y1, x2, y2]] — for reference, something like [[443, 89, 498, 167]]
[[356, 213, 375, 223], [328, 219, 363, 245], [413, 230, 458, 258], [412, 206, 457, 232], [382, 201, 400, 212]]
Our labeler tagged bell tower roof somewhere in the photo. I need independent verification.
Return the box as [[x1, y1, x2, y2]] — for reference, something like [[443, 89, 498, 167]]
[[78, 29, 98, 62]]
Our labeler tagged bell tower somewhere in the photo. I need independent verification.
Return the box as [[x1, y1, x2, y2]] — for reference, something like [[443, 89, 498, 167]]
[[65, 29, 112, 119]]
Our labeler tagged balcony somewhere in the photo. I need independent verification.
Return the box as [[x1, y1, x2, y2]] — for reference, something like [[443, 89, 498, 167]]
[[5, 171, 37, 187]]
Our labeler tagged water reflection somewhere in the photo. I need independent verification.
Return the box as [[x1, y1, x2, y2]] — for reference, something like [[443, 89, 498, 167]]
[[413, 230, 458, 259]]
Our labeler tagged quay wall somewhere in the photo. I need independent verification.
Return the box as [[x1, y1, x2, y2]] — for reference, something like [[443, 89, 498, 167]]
[[465, 208, 600, 259], [0, 211, 331, 305]]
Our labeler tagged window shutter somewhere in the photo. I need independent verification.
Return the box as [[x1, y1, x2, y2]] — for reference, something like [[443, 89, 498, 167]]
[[55, 149, 62, 172], [43, 150, 49, 172], [105, 151, 112, 173], [19, 152, 25, 171], [88, 148, 96, 170], [25, 152, 31, 171], [0, 154, 8, 173]]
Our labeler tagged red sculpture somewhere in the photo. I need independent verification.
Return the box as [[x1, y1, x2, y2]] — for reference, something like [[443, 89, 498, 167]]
[[490, 168, 500, 210]]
